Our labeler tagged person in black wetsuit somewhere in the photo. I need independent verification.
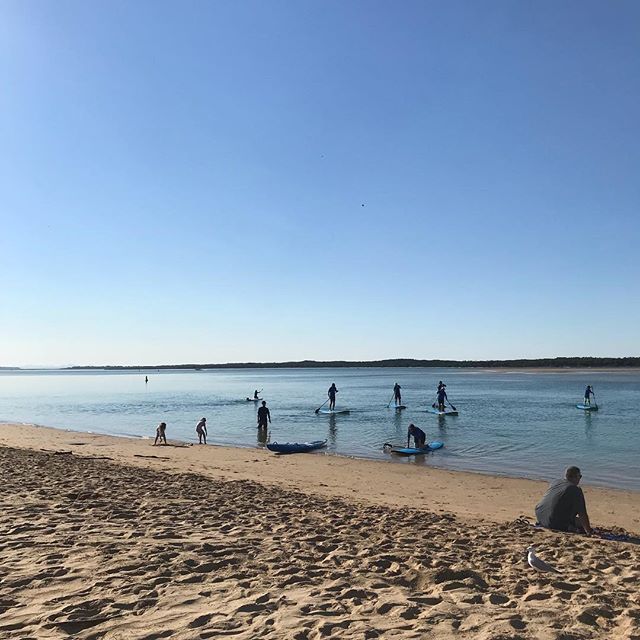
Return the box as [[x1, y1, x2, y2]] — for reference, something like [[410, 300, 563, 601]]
[[393, 383, 402, 406], [437, 386, 448, 411], [407, 423, 426, 448], [535, 466, 593, 535], [584, 385, 594, 405], [196, 417, 207, 444], [328, 383, 338, 410], [257, 401, 271, 429], [254, 389, 260, 400]]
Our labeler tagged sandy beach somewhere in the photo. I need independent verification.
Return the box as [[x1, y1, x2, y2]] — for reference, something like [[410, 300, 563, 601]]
[[1, 423, 639, 639]]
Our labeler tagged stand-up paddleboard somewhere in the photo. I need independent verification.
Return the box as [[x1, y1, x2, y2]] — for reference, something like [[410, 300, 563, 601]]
[[267, 440, 327, 454], [246, 397, 263, 402], [390, 405, 407, 410], [576, 403, 598, 411], [426, 407, 458, 416], [386, 441, 444, 456], [317, 408, 350, 415]]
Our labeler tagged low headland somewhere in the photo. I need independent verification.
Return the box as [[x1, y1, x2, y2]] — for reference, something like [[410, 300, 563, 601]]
[[60, 356, 640, 370]]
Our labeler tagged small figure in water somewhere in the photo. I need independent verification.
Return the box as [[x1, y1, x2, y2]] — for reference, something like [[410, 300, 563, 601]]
[[154, 422, 167, 445], [145, 376, 148, 384], [196, 417, 207, 444], [257, 401, 271, 429], [254, 389, 260, 400], [407, 423, 426, 448], [584, 385, 594, 406], [393, 382, 402, 406], [437, 385, 448, 411], [328, 383, 338, 410]]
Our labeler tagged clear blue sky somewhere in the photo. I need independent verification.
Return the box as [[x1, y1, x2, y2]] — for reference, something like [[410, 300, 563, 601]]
[[1, 0, 638, 366]]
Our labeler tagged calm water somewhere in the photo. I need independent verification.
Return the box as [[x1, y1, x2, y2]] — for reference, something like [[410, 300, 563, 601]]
[[1, 368, 639, 491]]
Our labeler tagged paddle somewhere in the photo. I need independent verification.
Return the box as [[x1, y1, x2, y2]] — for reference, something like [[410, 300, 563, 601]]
[[447, 399, 457, 411], [386, 393, 395, 408], [314, 398, 329, 414]]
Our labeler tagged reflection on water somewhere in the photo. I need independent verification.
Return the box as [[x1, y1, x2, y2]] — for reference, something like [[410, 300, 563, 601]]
[[0, 367, 639, 490]]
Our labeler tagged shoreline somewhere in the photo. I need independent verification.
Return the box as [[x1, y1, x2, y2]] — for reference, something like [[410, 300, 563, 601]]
[[2, 422, 638, 532], [8, 419, 640, 494]]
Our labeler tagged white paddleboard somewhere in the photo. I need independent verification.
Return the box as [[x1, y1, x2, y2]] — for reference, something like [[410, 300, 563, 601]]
[[317, 408, 350, 415], [426, 407, 458, 416], [576, 403, 598, 411]]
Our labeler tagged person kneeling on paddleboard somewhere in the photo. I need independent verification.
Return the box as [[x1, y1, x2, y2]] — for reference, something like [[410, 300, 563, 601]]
[[328, 383, 338, 410], [437, 386, 448, 412], [408, 423, 426, 449]]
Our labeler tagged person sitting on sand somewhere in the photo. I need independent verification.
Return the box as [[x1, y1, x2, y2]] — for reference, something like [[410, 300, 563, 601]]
[[407, 423, 426, 449], [154, 422, 167, 446], [584, 385, 594, 405], [535, 466, 593, 535], [257, 401, 271, 429], [196, 417, 207, 445], [328, 383, 338, 410]]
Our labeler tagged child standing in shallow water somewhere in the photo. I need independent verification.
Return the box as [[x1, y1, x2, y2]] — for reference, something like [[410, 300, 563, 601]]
[[154, 422, 167, 445], [196, 417, 207, 444]]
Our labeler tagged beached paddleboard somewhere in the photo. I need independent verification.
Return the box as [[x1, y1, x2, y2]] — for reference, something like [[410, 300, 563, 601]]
[[388, 441, 444, 456], [426, 407, 458, 416], [267, 440, 327, 454], [576, 404, 598, 411], [317, 408, 350, 415]]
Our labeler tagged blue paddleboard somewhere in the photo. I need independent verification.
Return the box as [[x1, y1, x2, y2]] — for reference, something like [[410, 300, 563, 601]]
[[389, 441, 444, 456], [576, 404, 598, 411], [267, 440, 327, 454]]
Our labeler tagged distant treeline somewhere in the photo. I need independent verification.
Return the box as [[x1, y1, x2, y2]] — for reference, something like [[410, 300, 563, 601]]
[[64, 357, 640, 371]]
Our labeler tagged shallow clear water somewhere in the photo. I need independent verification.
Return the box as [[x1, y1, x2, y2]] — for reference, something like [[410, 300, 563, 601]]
[[0, 367, 638, 490]]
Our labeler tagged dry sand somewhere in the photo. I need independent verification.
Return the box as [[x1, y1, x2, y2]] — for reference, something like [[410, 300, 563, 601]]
[[0, 423, 638, 639]]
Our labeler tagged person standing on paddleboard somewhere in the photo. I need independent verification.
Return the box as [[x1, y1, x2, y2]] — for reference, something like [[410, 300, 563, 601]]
[[408, 423, 426, 448], [257, 401, 271, 429], [393, 383, 402, 407], [437, 386, 448, 412], [328, 383, 338, 410], [253, 389, 260, 400], [584, 385, 594, 406]]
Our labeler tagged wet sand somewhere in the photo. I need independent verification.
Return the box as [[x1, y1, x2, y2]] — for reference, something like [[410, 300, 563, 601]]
[[0, 423, 638, 639]]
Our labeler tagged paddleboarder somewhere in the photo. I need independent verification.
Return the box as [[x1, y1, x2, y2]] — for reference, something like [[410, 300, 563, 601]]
[[257, 401, 271, 429], [437, 385, 448, 411], [408, 423, 426, 448], [437, 380, 446, 392], [583, 385, 594, 406], [253, 389, 260, 400], [393, 383, 402, 406], [328, 383, 338, 410], [196, 417, 207, 445]]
